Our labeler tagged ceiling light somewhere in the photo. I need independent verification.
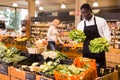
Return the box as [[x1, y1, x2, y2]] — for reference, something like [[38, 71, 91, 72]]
[[13, 3, 18, 7], [61, 3, 66, 9], [39, 6, 43, 11], [35, 0, 40, 5], [92, 9, 100, 14], [93, 1, 99, 7]]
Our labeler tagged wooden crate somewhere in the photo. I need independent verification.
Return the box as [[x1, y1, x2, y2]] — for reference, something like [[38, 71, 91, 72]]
[[10, 76, 21, 80], [116, 65, 120, 80], [10, 67, 25, 80], [0, 73, 9, 80], [106, 47, 120, 67], [96, 71, 118, 80]]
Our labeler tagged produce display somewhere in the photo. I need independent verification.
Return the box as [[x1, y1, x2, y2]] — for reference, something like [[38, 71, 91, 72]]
[[0, 42, 27, 64], [26, 38, 48, 54], [68, 30, 86, 43], [0, 39, 98, 80], [41, 51, 67, 60], [18, 51, 69, 79], [35, 39, 48, 48], [19, 54, 97, 80], [89, 37, 110, 53], [54, 64, 86, 76], [54, 57, 97, 80], [16, 37, 28, 41], [29, 61, 58, 74]]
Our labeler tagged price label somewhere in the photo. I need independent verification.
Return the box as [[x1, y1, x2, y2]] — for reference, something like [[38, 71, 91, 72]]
[[0, 64, 8, 75], [40, 77, 48, 80], [25, 73, 36, 80]]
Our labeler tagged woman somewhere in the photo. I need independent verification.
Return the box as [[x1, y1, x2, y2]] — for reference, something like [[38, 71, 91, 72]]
[[47, 19, 63, 50]]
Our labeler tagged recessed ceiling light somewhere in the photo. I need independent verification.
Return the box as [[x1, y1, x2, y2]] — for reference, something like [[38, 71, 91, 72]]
[[13, 3, 18, 7], [93, 1, 99, 7], [39, 6, 43, 10], [61, 3, 66, 9], [35, 0, 40, 5]]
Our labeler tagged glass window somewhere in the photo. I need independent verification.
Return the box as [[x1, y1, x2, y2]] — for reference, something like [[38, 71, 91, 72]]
[[0, 6, 28, 30]]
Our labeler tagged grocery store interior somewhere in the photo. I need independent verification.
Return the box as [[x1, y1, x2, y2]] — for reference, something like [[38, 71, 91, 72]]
[[0, 0, 120, 80]]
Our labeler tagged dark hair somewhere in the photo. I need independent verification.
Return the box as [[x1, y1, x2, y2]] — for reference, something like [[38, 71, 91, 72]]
[[80, 3, 92, 12]]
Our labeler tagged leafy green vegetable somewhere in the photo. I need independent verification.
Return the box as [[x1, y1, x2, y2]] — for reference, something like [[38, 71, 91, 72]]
[[89, 37, 110, 53], [68, 30, 86, 43], [0, 42, 27, 64], [55, 64, 86, 76], [0, 42, 7, 58]]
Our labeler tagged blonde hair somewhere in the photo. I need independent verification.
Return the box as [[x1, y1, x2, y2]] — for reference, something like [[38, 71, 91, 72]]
[[52, 19, 60, 26]]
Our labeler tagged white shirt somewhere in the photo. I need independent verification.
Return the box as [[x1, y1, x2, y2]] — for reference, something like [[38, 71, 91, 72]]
[[47, 25, 63, 44], [77, 15, 111, 42], [47, 25, 58, 41]]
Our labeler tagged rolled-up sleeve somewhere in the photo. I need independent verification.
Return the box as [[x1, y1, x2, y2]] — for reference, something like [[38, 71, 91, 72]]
[[98, 19, 111, 42]]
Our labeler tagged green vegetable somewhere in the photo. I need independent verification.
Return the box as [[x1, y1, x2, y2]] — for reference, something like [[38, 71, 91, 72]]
[[89, 37, 110, 53], [0, 42, 27, 64], [55, 64, 86, 76], [68, 30, 86, 43]]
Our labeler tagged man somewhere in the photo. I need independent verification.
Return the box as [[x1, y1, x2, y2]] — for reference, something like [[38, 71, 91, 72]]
[[77, 3, 111, 76]]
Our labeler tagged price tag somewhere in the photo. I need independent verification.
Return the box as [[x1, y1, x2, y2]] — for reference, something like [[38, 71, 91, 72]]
[[0, 64, 8, 75], [25, 73, 36, 80], [40, 77, 48, 80]]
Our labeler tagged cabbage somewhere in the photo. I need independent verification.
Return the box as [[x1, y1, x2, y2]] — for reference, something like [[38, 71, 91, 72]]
[[89, 38, 110, 53], [68, 30, 86, 43]]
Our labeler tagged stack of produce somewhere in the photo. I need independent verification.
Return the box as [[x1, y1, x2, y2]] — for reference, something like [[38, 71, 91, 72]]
[[20, 52, 97, 80], [16, 37, 28, 41], [26, 39, 48, 54], [89, 37, 110, 53], [0, 42, 27, 64], [41, 51, 67, 61], [68, 30, 86, 43], [54, 57, 97, 80], [19, 51, 68, 79]]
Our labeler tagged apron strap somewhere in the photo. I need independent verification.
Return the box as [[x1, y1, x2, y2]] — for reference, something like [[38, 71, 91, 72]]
[[84, 16, 97, 27], [94, 17, 97, 25], [84, 20, 86, 27]]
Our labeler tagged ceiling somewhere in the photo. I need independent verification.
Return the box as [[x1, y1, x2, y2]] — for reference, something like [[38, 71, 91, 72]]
[[0, 0, 120, 12]]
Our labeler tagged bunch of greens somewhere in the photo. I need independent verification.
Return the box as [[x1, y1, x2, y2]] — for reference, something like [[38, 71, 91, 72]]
[[89, 37, 110, 53], [0, 42, 7, 59], [55, 64, 86, 76], [0, 43, 27, 64], [68, 30, 86, 43], [41, 51, 67, 60], [1, 47, 27, 64]]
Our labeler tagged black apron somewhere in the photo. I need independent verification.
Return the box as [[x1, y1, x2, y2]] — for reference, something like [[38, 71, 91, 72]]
[[83, 17, 106, 67]]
